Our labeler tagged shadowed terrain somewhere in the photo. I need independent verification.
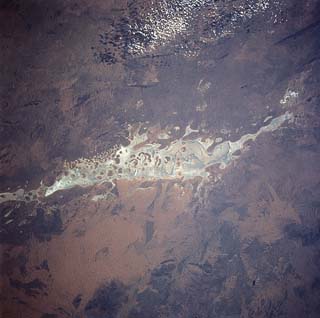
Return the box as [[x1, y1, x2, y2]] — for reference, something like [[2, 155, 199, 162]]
[[1, 0, 320, 317]]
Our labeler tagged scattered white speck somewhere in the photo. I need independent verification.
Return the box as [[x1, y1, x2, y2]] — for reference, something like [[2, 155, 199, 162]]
[[263, 115, 273, 123], [126, 0, 280, 56], [197, 79, 211, 94], [4, 209, 13, 218], [280, 89, 299, 106], [196, 101, 208, 112]]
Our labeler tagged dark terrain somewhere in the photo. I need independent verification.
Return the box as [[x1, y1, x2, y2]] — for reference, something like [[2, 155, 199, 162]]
[[1, 0, 320, 317]]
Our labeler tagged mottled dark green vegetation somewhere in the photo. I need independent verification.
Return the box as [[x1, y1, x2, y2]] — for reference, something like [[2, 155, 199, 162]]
[[111, 203, 123, 216], [285, 222, 320, 246], [127, 246, 250, 318], [145, 220, 154, 243], [9, 278, 47, 297], [72, 294, 82, 309], [124, 223, 320, 318], [36, 259, 49, 271], [129, 261, 176, 318], [85, 280, 128, 318], [0, 203, 62, 245], [1, 251, 28, 276], [125, 116, 320, 317], [40, 314, 57, 318]]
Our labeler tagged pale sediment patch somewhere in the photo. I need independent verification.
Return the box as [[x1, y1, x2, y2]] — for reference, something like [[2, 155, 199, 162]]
[[0, 111, 293, 204], [0, 188, 40, 204], [280, 89, 299, 107]]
